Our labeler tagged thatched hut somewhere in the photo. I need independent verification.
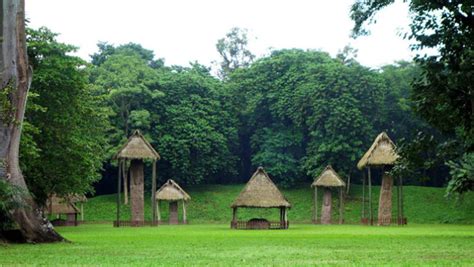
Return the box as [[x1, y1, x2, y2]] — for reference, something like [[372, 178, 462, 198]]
[[114, 130, 160, 227], [311, 165, 345, 224], [155, 179, 191, 224], [69, 194, 87, 221], [357, 132, 405, 225], [45, 195, 79, 226], [231, 167, 291, 229]]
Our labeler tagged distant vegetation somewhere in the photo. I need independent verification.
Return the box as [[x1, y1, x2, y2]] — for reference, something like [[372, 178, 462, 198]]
[[21, 26, 453, 206]]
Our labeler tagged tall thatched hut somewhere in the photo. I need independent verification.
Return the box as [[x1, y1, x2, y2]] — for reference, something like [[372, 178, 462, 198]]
[[311, 165, 345, 224], [231, 167, 291, 229], [114, 130, 160, 227], [357, 132, 406, 225], [155, 179, 191, 224]]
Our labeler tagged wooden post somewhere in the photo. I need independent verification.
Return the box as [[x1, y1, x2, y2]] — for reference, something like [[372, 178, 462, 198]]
[[151, 160, 157, 225], [284, 207, 288, 228], [116, 159, 122, 227], [232, 207, 237, 228], [362, 170, 366, 221], [156, 200, 161, 222], [368, 167, 373, 225], [182, 200, 187, 224], [400, 176, 404, 225], [123, 160, 128, 205], [397, 175, 401, 225], [80, 203, 84, 221], [339, 187, 344, 224], [314, 187, 318, 224]]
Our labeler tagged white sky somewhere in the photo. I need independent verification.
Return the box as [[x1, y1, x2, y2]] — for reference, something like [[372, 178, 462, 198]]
[[26, 0, 414, 69]]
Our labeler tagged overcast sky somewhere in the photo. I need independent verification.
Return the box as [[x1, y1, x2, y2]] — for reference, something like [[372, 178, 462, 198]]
[[26, 0, 414, 69]]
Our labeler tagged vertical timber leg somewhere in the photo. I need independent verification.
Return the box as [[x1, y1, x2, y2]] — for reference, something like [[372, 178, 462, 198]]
[[339, 188, 344, 224], [314, 187, 318, 224], [157, 200, 161, 223], [182, 200, 187, 224], [362, 170, 366, 223], [116, 159, 122, 227], [152, 160, 157, 225], [368, 167, 373, 226]]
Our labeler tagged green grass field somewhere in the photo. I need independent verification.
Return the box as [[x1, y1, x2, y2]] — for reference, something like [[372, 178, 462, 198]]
[[1, 224, 473, 265], [84, 184, 474, 224]]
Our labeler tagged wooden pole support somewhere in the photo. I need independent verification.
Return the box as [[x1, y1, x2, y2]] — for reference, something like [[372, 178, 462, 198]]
[[368, 167, 373, 225], [116, 159, 122, 227], [151, 160, 157, 225], [339, 187, 344, 224], [314, 187, 318, 224]]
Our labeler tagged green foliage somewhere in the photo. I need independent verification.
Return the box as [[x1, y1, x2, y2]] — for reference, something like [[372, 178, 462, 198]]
[[351, 0, 474, 195], [446, 153, 474, 197], [215, 27, 255, 79], [0, 180, 24, 230], [20, 27, 109, 202]]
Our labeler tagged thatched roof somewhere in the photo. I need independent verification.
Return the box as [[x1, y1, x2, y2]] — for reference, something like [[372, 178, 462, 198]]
[[156, 179, 191, 201], [357, 132, 399, 170], [45, 195, 79, 215], [231, 167, 291, 208], [114, 130, 160, 160], [67, 194, 87, 203], [311, 165, 346, 188]]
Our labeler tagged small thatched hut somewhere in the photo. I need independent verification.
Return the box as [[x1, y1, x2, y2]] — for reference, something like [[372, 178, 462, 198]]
[[114, 130, 160, 227], [69, 194, 87, 221], [357, 132, 405, 225], [45, 195, 79, 226], [231, 167, 291, 229], [155, 179, 191, 224], [311, 165, 345, 224]]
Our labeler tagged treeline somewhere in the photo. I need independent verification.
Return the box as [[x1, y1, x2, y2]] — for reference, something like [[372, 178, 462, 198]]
[[21, 27, 450, 201]]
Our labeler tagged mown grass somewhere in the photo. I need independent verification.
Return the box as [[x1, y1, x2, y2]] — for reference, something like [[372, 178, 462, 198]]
[[1, 224, 473, 265], [84, 184, 474, 224]]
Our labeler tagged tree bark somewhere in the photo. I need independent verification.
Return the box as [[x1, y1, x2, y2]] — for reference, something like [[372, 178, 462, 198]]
[[0, 0, 63, 242]]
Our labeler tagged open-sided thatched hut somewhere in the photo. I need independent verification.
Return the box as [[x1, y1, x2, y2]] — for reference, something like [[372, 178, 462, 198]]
[[311, 165, 345, 224], [156, 179, 191, 224], [357, 132, 406, 225], [231, 167, 291, 229], [45, 195, 79, 226], [114, 130, 160, 227]]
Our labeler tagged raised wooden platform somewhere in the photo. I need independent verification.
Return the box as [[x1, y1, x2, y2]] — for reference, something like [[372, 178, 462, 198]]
[[231, 220, 289, 230]]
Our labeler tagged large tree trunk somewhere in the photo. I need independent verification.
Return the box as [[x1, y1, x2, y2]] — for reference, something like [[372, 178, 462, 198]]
[[0, 0, 63, 242], [378, 172, 393, 226]]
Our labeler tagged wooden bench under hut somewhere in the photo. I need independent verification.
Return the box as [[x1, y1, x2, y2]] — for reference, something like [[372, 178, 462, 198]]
[[311, 165, 345, 224], [45, 195, 80, 226], [155, 179, 191, 224], [231, 167, 291, 230], [357, 132, 406, 226]]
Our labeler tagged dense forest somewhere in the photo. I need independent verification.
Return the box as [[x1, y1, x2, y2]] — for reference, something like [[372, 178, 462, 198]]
[[16, 26, 456, 201]]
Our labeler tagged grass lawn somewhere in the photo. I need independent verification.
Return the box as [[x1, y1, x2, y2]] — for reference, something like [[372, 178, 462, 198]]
[[1, 224, 473, 265]]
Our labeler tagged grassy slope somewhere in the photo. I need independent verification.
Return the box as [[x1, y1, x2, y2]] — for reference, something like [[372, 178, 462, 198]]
[[84, 184, 474, 224], [1, 224, 473, 265]]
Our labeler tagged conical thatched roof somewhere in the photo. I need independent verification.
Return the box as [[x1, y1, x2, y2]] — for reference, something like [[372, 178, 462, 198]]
[[114, 130, 160, 160], [357, 132, 399, 170], [156, 179, 191, 201], [45, 195, 79, 214], [312, 165, 346, 188], [231, 167, 291, 208]]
